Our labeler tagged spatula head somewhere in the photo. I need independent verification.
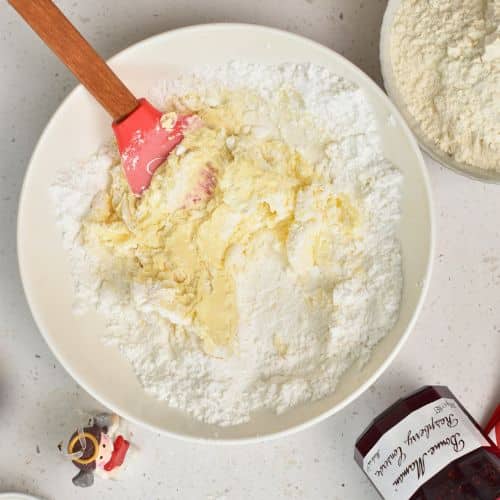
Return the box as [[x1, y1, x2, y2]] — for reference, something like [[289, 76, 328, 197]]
[[112, 98, 198, 195]]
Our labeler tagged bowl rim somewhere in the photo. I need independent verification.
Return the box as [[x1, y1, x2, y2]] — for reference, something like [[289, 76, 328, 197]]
[[0, 495, 42, 500], [379, 0, 500, 184], [17, 23, 435, 444]]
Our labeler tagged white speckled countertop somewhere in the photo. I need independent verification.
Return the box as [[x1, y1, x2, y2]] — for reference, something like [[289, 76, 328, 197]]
[[0, 1, 499, 499]]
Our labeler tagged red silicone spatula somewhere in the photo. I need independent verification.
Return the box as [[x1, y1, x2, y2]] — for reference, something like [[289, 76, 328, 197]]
[[9, 0, 194, 195]]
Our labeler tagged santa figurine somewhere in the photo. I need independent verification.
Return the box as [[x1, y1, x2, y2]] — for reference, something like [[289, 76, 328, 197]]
[[62, 413, 130, 487]]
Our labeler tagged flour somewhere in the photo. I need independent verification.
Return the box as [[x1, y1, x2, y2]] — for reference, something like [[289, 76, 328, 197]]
[[51, 62, 403, 426], [391, 0, 500, 171]]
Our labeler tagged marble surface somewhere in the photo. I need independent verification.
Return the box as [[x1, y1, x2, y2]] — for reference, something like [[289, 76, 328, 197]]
[[0, 1, 498, 498]]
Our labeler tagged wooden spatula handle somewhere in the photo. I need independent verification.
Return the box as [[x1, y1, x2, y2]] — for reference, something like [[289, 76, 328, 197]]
[[9, 0, 139, 121]]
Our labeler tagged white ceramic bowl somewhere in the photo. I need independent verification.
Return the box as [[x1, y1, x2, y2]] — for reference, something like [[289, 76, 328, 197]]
[[18, 24, 434, 443], [380, 0, 500, 183]]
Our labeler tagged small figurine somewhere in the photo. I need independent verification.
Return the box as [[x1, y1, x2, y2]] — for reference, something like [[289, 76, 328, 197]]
[[60, 413, 130, 487]]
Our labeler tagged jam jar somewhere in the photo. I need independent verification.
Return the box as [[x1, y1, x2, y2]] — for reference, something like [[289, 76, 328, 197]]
[[355, 386, 500, 499]]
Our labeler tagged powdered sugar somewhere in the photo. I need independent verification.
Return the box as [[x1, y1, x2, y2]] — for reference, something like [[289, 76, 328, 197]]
[[51, 62, 403, 426]]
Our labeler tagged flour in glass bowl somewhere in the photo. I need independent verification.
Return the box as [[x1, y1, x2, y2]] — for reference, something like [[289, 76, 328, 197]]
[[390, 0, 500, 171], [51, 62, 403, 426]]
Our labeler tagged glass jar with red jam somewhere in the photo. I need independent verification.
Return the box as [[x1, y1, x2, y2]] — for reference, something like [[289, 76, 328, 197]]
[[355, 386, 500, 499]]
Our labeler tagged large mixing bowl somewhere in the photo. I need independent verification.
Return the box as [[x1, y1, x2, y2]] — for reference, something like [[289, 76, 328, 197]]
[[18, 24, 434, 443]]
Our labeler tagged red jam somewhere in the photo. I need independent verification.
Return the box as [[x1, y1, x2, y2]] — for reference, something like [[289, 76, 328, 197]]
[[355, 386, 500, 499]]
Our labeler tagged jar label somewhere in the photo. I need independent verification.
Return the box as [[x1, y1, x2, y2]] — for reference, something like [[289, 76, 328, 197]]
[[362, 397, 490, 500]]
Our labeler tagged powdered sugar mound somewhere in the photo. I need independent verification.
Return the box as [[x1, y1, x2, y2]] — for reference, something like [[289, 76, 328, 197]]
[[52, 63, 403, 426], [51, 145, 118, 313]]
